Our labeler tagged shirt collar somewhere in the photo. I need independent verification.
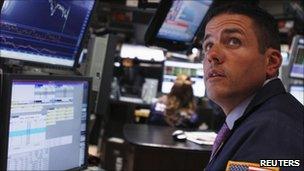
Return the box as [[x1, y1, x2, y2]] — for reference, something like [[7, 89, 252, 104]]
[[225, 94, 255, 130], [263, 77, 277, 86], [225, 77, 278, 130]]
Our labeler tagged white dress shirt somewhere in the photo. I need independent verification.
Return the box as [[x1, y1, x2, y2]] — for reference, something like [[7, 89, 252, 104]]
[[225, 77, 278, 130]]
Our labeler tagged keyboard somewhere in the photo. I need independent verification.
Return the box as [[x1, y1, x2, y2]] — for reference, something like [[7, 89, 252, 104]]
[[119, 96, 144, 104]]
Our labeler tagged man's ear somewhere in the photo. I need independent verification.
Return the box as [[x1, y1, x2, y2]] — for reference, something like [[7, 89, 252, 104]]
[[264, 48, 282, 79]]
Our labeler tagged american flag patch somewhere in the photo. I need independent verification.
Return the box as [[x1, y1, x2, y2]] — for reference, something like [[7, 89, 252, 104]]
[[226, 161, 279, 171]]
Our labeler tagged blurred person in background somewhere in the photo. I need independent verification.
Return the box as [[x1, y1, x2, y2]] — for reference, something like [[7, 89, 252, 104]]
[[148, 74, 200, 128]]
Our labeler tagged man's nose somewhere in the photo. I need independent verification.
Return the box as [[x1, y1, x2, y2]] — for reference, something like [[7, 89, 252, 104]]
[[205, 45, 223, 65]]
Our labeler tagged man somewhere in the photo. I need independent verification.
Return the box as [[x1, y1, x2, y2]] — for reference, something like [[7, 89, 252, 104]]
[[201, 3, 304, 171]]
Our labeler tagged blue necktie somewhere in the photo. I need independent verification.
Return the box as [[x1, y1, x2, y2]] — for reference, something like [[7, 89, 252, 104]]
[[211, 122, 231, 158]]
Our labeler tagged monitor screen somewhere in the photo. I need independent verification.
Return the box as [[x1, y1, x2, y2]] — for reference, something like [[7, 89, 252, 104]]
[[1, 75, 90, 170], [114, 58, 163, 97], [145, 0, 212, 51], [0, 0, 95, 67], [290, 37, 304, 79], [162, 60, 205, 97], [290, 85, 304, 105], [120, 44, 165, 62], [156, 0, 212, 42]]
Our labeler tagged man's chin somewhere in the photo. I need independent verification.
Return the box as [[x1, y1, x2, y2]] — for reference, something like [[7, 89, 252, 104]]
[[206, 91, 231, 103]]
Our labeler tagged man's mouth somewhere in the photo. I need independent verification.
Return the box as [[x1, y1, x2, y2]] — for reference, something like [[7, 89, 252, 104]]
[[207, 69, 226, 80]]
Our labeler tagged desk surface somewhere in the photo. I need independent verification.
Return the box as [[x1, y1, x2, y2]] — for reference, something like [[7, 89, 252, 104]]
[[110, 97, 151, 108], [123, 124, 212, 152]]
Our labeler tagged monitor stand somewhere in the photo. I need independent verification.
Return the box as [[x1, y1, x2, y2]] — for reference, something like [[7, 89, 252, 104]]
[[22, 65, 76, 75], [1, 59, 77, 75]]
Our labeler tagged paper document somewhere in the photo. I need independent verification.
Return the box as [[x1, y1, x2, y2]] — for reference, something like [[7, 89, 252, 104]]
[[184, 131, 217, 145]]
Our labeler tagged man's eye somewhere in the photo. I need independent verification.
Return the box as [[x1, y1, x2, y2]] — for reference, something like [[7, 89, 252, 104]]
[[203, 43, 213, 52], [227, 38, 241, 46]]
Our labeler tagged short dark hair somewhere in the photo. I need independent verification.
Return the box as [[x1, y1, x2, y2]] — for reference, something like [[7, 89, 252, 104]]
[[201, 3, 281, 53]]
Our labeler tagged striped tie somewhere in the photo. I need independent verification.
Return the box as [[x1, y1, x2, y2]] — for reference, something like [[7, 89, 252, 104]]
[[211, 122, 231, 157]]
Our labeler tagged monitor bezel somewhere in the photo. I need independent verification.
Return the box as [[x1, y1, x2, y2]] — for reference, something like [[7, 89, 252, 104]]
[[145, 0, 211, 51], [289, 35, 304, 80], [0, 0, 97, 69], [0, 74, 92, 171]]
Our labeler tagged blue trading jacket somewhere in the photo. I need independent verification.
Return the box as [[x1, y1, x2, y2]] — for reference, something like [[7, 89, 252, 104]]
[[205, 79, 304, 171]]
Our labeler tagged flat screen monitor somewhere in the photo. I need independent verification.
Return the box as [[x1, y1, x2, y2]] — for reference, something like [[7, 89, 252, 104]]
[[114, 58, 163, 97], [162, 60, 205, 97], [0, 0, 95, 67], [0, 74, 91, 170], [120, 44, 165, 62], [145, 0, 212, 51], [290, 36, 304, 79], [289, 85, 304, 105]]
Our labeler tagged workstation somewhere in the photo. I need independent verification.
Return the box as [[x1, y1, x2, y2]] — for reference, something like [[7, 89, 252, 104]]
[[0, 0, 303, 171]]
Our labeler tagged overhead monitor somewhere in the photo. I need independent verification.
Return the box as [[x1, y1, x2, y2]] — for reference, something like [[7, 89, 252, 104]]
[[0, 0, 95, 67], [0, 74, 91, 170], [162, 60, 205, 97], [145, 0, 212, 51], [289, 85, 304, 105], [289, 35, 304, 79], [120, 44, 165, 62]]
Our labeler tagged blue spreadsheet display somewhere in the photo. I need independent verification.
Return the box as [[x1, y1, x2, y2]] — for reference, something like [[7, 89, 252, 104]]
[[0, 0, 95, 67], [7, 80, 89, 170]]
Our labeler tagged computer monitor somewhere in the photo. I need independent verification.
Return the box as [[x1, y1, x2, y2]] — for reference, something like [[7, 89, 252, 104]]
[[0, 74, 91, 170], [162, 60, 205, 97], [145, 0, 212, 51], [120, 44, 165, 62], [0, 0, 95, 67], [289, 35, 304, 79], [289, 85, 304, 105], [114, 58, 164, 97]]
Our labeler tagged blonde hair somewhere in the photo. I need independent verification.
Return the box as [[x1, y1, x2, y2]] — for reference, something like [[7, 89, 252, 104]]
[[164, 74, 196, 127], [174, 74, 193, 85]]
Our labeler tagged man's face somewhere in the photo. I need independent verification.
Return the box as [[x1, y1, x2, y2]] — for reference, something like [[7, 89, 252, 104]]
[[202, 14, 267, 113]]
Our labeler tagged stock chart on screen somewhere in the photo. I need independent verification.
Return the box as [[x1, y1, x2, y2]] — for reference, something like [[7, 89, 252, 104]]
[[0, 0, 95, 67]]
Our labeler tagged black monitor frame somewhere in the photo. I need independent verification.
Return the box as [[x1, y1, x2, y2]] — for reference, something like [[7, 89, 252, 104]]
[[289, 35, 304, 79], [0, 0, 97, 69], [0, 74, 92, 171], [145, 0, 212, 51]]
